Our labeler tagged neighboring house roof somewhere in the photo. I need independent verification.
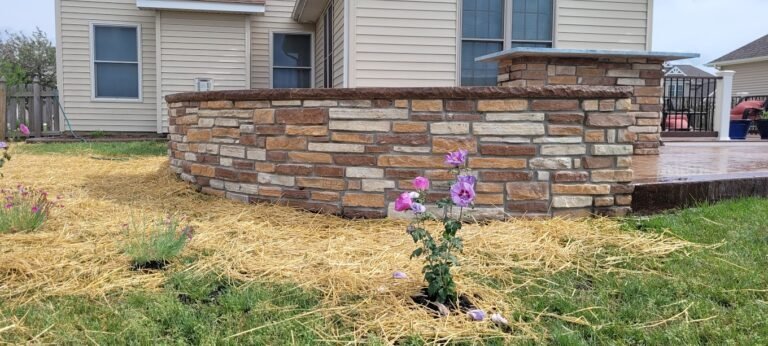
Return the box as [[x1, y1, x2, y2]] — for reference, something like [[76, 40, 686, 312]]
[[663, 65, 715, 78], [709, 34, 768, 66]]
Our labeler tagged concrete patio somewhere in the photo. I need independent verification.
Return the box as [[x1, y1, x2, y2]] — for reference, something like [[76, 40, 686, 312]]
[[632, 141, 768, 213]]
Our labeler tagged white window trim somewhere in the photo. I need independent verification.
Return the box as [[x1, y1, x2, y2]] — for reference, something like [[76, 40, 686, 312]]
[[90, 22, 143, 102], [456, 0, 556, 86], [268, 30, 315, 89]]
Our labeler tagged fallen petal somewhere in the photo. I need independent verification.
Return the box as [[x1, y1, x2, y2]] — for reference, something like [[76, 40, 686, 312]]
[[435, 302, 451, 317], [467, 309, 486, 321], [392, 271, 408, 279], [491, 313, 509, 326]]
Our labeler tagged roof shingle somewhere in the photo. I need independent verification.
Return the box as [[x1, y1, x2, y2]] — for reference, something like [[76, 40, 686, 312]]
[[710, 34, 768, 64]]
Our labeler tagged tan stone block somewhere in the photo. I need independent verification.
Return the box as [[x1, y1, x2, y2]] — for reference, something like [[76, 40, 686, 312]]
[[476, 182, 504, 193], [595, 196, 615, 207], [541, 145, 586, 156], [548, 75, 578, 84], [191, 164, 215, 177], [592, 145, 633, 156], [529, 157, 572, 169], [329, 120, 390, 132], [297, 177, 346, 190], [329, 108, 408, 120], [552, 184, 611, 195], [303, 100, 338, 107], [473, 123, 545, 136], [288, 152, 333, 164], [591, 169, 633, 183], [474, 194, 504, 205], [312, 191, 340, 201], [339, 100, 372, 107], [212, 128, 240, 138], [176, 115, 199, 125], [477, 99, 528, 112], [253, 109, 275, 124], [432, 137, 478, 153], [506, 182, 549, 201], [531, 100, 579, 111], [347, 167, 384, 178], [615, 194, 632, 206], [187, 129, 211, 142], [205, 100, 234, 109], [331, 132, 374, 143], [637, 118, 661, 126], [582, 100, 599, 111], [393, 122, 428, 133], [617, 156, 632, 168], [362, 179, 396, 192], [431, 122, 470, 135], [378, 155, 445, 168], [548, 125, 583, 136], [266, 137, 307, 150], [585, 130, 605, 143], [616, 98, 632, 111], [469, 157, 527, 169], [606, 69, 640, 78], [586, 113, 636, 127], [411, 100, 443, 112], [258, 173, 295, 187], [271, 100, 302, 107], [343, 193, 385, 208], [395, 100, 409, 108], [486, 113, 545, 121], [258, 186, 283, 198], [286, 125, 328, 136], [599, 100, 616, 111], [552, 196, 593, 208], [309, 143, 366, 153]]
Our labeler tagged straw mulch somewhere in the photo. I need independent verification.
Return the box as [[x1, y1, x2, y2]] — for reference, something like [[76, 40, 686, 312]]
[[0, 148, 693, 343]]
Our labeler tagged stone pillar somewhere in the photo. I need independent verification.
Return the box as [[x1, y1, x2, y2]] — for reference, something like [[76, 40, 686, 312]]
[[495, 56, 665, 155]]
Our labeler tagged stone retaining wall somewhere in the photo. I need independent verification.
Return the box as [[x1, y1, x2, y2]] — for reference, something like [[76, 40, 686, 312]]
[[166, 86, 636, 219], [496, 56, 664, 155]]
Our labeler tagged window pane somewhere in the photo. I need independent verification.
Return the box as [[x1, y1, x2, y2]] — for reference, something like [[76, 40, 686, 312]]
[[461, 41, 503, 86], [94, 26, 138, 62], [462, 0, 503, 39], [273, 68, 312, 88], [511, 0, 553, 42], [95, 62, 139, 98], [273, 34, 312, 67]]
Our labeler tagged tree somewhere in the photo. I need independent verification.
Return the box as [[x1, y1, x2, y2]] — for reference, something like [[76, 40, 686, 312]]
[[0, 28, 56, 88]]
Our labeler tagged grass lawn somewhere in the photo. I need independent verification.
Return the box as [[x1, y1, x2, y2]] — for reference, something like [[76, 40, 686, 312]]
[[1, 144, 767, 344], [12, 141, 167, 157]]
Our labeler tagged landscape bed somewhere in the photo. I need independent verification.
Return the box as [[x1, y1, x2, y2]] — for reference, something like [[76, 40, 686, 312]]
[[0, 142, 767, 344]]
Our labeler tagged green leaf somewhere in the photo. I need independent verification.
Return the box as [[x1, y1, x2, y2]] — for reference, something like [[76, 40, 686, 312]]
[[410, 248, 423, 259]]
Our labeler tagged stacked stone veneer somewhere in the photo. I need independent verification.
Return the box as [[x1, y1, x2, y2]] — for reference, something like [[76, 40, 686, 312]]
[[166, 86, 636, 219], [496, 56, 664, 155]]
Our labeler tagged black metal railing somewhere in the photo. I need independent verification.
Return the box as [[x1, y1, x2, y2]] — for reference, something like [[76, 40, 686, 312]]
[[662, 77, 719, 134]]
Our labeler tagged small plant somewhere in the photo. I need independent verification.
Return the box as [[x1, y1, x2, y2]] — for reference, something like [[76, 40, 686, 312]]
[[124, 215, 193, 270], [393, 149, 476, 305], [0, 185, 59, 233], [762, 111, 768, 120], [89, 130, 106, 138]]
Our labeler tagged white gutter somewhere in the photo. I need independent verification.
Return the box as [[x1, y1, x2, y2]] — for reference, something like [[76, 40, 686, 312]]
[[136, 0, 265, 14]]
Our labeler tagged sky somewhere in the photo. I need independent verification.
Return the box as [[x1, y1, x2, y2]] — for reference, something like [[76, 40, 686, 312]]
[[0, 0, 767, 69]]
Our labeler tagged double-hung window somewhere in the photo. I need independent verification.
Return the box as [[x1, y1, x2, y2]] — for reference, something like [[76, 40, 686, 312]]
[[460, 0, 554, 86], [272, 33, 313, 88], [92, 24, 141, 99], [323, 4, 334, 88]]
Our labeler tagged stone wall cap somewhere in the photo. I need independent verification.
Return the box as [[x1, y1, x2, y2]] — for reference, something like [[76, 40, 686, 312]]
[[477, 48, 700, 63], [166, 85, 632, 103]]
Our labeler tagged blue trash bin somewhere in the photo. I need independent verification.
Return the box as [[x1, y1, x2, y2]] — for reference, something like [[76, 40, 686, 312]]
[[729, 120, 752, 140]]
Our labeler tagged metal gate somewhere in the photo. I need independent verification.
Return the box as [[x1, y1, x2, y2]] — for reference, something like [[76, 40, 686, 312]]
[[662, 76, 719, 135]]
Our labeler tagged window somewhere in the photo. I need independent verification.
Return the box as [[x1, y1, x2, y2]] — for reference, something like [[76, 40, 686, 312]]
[[92, 24, 140, 99], [460, 0, 554, 86], [195, 78, 213, 92], [323, 3, 334, 88], [272, 33, 313, 88], [669, 83, 684, 97]]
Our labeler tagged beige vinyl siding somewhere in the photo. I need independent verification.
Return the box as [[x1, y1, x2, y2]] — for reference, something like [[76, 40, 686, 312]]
[[250, 0, 314, 88], [351, 0, 458, 87], [555, 0, 651, 51], [331, 0, 344, 87], [58, 0, 157, 132], [159, 11, 248, 130], [730, 61, 768, 96], [314, 9, 325, 88]]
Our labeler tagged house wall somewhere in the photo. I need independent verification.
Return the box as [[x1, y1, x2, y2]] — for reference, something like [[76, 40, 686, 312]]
[[250, 0, 315, 89], [349, 0, 459, 87], [346, 0, 653, 88], [57, 0, 158, 132], [729, 61, 768, 96], [555, 0, 652, 51], [158, 11, 249, 132]]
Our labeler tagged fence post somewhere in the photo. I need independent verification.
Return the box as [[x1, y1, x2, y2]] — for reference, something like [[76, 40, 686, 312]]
[[714, 70, 735, 141], [0, 78, 6, 140], [32, 76, 42, 137]]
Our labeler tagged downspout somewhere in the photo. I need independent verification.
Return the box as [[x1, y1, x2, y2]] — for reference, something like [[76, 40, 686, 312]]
[[343, 0, 350, 88]]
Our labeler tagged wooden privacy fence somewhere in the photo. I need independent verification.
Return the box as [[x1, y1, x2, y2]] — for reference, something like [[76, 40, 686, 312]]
[[0, 77, 61, 139]]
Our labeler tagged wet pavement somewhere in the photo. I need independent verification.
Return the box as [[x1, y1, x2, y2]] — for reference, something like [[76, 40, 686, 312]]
[[633, 142, 768, 183]]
